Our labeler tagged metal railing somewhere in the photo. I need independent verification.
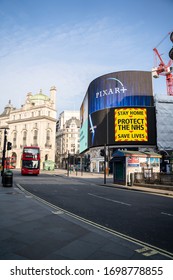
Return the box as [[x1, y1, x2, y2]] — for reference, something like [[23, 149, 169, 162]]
[[134, 172, 173, 186]]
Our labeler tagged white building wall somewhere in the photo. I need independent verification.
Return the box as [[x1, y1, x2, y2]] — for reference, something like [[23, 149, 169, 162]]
[[0, 87, 57, 169]]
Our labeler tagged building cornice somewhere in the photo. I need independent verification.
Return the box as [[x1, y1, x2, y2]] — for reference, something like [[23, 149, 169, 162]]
[[7, 115, 57, 124], [10, 104, 57, 114]]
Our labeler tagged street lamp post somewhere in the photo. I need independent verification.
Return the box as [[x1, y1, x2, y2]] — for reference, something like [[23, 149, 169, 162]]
[[67, 151, 70, 176]]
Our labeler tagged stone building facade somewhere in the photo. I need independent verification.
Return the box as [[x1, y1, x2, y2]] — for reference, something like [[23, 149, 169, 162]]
[[56, 110, 80, 168], [0, 86, 57, 169]]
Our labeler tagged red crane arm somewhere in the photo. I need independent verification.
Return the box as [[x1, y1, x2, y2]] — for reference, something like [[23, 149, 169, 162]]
[[153, 47, 165, 66]]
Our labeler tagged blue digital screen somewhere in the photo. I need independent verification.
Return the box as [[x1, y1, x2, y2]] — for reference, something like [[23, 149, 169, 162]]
[[88, 71, 153, 114]]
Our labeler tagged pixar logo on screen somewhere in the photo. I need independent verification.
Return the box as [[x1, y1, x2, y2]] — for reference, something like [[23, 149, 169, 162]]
[[95, 77, 127, 99]]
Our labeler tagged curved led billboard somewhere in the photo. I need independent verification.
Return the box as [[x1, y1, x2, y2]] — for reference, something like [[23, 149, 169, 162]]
[[80, 70, 156, 153]]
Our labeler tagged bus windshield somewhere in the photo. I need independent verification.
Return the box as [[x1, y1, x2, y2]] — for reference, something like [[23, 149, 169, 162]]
[[22, 160, 39, 169]]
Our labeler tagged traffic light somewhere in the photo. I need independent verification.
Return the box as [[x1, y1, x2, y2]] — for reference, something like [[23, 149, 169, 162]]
[[169, 48, 173, 60], [7, 141, 12, 150], [100, 149, 105, 157], [169, 32, 173, 60]]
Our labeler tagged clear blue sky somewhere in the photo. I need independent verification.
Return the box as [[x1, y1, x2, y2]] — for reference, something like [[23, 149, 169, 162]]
[[0, 0, 172, 114]]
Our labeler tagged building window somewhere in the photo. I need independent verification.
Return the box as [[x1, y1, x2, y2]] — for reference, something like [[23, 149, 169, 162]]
[[45, 130, 51, 148], [13, 132, 17, 148], [0, 133, 2, 147], [33, 130, 38, 146], [46, 130, 50, 141], [47, 130, 50, 141], [23, 131, 27, 146]]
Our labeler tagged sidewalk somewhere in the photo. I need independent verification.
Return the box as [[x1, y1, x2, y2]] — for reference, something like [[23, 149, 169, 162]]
[[0, 171, 173, 260], [45, 168, 173, 197]]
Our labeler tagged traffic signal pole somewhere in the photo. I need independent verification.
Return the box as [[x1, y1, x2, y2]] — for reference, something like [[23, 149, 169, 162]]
[[104, 144, 106, 184], [169, 32, 173, 59], [100, 145, 107, 184], [1, 128, 8, 180]]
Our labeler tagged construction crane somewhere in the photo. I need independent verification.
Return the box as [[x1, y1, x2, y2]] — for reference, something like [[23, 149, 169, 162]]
[[152, 32, 173, 96]]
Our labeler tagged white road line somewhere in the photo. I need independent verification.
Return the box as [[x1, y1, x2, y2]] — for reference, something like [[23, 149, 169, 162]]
[[88, 193, 131, 206], [52, 210, 64, 215], [135, 246, 158, 256], [161, 212, 173, 217]]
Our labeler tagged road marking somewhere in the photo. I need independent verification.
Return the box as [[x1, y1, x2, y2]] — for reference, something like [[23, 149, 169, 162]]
[[135, 246, 158, 256], [161, 212, 173, 217], [88, 193, 131, 206], [52, 210, 64, 215]]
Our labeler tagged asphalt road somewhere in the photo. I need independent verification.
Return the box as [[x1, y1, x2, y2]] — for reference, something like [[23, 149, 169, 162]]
[[14, 171, 173, 255]]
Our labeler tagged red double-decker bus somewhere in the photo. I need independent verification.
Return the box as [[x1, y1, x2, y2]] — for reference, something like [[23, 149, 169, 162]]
[[21, 146, 40, 175]]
